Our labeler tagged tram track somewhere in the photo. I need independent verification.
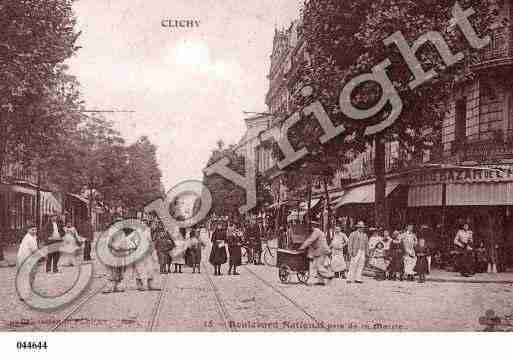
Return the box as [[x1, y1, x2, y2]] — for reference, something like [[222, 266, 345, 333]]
[[243, 266, 329, 331], [201, 264, 236, 332], [50, 280, 109, 331], [146, 275, 169, 331]]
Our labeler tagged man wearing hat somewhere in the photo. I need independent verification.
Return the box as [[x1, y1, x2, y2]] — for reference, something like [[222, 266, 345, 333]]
[[347, 221, 369, 284], [299, 220, 333, 285], [41, 211, 65, 273], [245, 217, 263, 265]]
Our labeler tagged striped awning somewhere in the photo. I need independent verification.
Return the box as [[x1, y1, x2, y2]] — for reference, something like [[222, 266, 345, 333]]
[[408, 184, 443, 207], [333, 180, 401, 209], [447, 182, 513, 206]]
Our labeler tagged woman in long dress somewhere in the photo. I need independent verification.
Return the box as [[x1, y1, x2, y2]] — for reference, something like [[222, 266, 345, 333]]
[[401, 224, 418, 281], [189, 229, 205, 274], [388, 231, 404, 280], [454, 223, 474, 276], [227, 223, 242, 275], [330, 226, 348, 278], [61, 221, 81, 267], [209, 222, 227, 275]]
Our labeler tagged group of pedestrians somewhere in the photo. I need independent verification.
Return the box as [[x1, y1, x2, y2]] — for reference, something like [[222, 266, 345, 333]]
[[16, 212, 93, 274], [298, 220, 433, 285]]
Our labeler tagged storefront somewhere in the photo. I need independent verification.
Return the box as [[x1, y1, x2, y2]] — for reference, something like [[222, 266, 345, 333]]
[[407, 165, 513, 270], [0, 181, 64, 244], [333, 177, 408, 230]]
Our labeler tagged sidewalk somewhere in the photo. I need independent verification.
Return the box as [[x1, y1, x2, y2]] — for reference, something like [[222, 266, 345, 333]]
[[427, 269, 513, 284]]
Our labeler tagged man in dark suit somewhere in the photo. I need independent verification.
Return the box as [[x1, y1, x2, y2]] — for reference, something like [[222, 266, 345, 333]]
[[42, 213, 65, 273], [80, 216, 94, 262], [245, 218, 262, 265]]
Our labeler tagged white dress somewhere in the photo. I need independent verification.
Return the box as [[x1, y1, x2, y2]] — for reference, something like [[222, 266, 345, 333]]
[[17, 233, 38, 268], [330, 233, 347, 272], [127, 228, 157, 281], [61, 226, 80, 266], [402, 232, 417, 275], [170, 239, 188, 265]]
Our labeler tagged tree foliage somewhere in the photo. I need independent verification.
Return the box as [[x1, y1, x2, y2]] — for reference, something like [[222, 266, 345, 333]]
[[301, 0, 498, 149], [0, 0, 80, 172], [203, 142, 246, 219]]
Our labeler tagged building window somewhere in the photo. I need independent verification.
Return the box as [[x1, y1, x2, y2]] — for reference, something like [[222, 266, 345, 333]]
[[478, 81, 504, 141], [455, 98, 467, 144]]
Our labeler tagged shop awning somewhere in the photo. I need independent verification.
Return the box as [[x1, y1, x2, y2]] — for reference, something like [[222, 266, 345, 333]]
[[287, 198, 322, 221], [67, 193, 89, 204], [41, 191, 62, 215], [333, 180, 401, 209], [447, 182, 513, 206], [408, 184, 443, 207]]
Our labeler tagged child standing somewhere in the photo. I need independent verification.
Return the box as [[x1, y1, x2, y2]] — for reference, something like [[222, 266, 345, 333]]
[[414, 238, 429, 283], [170, 228, 188, 273], [189, 229, 205, 274], [369, 241, 387, 280]]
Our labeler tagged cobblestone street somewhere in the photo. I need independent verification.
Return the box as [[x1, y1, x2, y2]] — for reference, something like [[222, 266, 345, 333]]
[[2, 245, 512, 332]]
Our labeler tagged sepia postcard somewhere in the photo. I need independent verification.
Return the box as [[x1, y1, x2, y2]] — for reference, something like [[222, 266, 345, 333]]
[[1, 0, 513, 342]]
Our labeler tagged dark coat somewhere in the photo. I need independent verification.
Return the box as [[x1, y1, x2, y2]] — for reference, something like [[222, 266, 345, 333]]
[[42, 219, 65, 244], [245, 224, 261, 249], [414, 244, 429, 275], [227, 234, 242, 266], [209, 229, 227, 265], [388, 240, 404, 273]]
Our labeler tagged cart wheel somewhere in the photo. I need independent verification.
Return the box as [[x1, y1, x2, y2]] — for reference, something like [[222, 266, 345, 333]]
[[297, 270, 309, 284], [278, 265, 290, 283]]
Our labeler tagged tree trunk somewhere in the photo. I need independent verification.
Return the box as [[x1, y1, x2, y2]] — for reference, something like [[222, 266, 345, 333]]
[[307, 177, 312, 230], [374, 134, 387, 228], [36, 171, 42, 229], [323, 177, 331, 242]]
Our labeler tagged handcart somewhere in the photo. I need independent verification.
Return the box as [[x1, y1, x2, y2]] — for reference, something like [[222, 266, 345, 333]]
[[277, 248, 310, 284]]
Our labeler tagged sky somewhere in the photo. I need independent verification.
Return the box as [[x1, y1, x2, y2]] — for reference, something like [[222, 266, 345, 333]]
[[67, 0, 302, 191]]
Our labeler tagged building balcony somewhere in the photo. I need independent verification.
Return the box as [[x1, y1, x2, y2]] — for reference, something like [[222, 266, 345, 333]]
[[437, 130, 513, 163], [0, 164, 39, 185], [471, 27, 513, 72]]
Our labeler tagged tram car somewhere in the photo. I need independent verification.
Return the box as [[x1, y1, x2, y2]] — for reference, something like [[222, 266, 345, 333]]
[[277, 220, 310, 284]]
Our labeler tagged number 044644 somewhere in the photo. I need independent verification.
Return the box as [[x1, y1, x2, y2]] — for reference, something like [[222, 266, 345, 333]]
[[16, 341, 48, 350]]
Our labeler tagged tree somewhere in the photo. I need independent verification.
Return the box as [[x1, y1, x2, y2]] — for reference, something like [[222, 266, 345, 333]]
[[203, 143, 246, 220], [121, 136, 164, 214], [298, 0, 497, 227], [0, 0, 80, 174]]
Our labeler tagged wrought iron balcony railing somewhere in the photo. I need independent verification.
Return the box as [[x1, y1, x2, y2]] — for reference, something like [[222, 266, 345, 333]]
[[472, 26, 513, 69], [439, 129, 513, 163]]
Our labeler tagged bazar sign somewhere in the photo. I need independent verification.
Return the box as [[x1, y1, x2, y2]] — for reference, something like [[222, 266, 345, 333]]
[[409, 166, 513, 185], [204, 1, 490, 214]]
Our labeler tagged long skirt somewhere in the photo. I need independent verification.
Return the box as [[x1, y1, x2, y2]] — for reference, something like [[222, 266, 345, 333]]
[[404, 256, 417, 275], [458, 250, 474, 275], [209, 244, 227, 265], [189, 247, 202, 265], [389, 254, 403, 273], [414, 256, 429, 275], [228, 245, 242, 266], [369, 257, 387, 271], [330, 249, 347, 272]]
